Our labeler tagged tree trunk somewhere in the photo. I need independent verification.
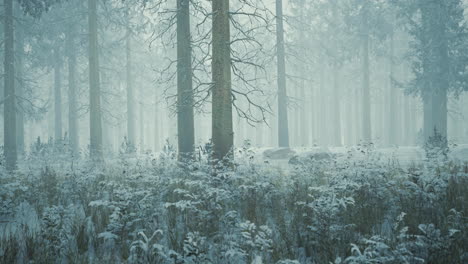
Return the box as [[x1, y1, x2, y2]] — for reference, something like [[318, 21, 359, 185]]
[[300, 85, 308, 147], [331, 1, 341, 146], [88, 0, 103, 159], [421, 1, 449, 144], [139, 102, 144, 151], [16, 26, 25, 154], [66, 25, 79, 155], [176, 0, 195, 160], [276, 0, 289, 148], [212, 0, 233, 162], [388, 30, 398, 145], [126, 28, 136, 148], [361, 6, 372, 142], [54, 47, 62, 143], [332, 64, 342, 146], [346, 93, 354, 145], [403, 95, 411, 145], [4, 0, 17, 170], [154, 96, 160, 152], [318, 56, 327, 145]]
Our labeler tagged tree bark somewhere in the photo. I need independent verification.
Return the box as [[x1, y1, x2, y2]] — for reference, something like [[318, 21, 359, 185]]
[[126, 27, 136, 148], [332, 64, 342, 146], [16, 26, 25, 154], [66, 25, 79, 155], [276, 0, 289, 148], [4, 0, 17, 170], [212, 0, 233, 162], [361, 5, 372, 142], [139, 101, 144, 150], [421, 1, 449, 144], [88, 0, 103, 159], [154, 95, 160, 152], [177, 0, 195, 160], [388, 30, 398, 145], [331, 1, 341, 146], [54, 47, 63, 143]]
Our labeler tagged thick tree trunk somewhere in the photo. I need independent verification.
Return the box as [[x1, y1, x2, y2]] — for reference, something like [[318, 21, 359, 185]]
[[16, 27, 25, 154], [361, 6, 372, 142], [54, 47, 62, 142], [276, 0, 289, 148], [126, 28, 136, 148], [88, 0, 103, 159], [4, 0, 17, 170], [176, 0, 195, 160], [66, 26, 79, 155], [212, 0, 233, 162], [421, 1, 449, 144]]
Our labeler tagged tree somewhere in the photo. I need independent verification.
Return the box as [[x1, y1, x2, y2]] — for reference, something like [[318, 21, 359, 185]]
[[396, 0, 468, 145], [212, 0, 233, 162], [88, 0, 103, 159], [276, 0, 289, 148], [176, 0, 195, 160], [340, 0, 390, 143], [66, 23, 79, 155], [126, 17, 136, 148], [16, 18, 25, 154], [3, 0, 64, 169], [360, 3, 372, 142], [4, 0, 17, 170], [53, 46, 63, 142], [388, 25, 398, 145]]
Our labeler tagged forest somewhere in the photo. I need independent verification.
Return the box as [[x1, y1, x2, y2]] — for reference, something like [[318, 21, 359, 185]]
[[1, 0, 468, 263]]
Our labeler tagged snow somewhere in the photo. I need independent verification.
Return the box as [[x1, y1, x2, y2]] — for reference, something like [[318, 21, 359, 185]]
[[1, 145, 467, 263]]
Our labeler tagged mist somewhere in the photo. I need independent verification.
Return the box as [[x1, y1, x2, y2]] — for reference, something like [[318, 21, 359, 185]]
[[1, 0, 468, 263]]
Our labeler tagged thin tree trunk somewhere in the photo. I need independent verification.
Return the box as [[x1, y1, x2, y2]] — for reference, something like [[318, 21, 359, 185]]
[[361, 6, 372, 142], [16, 26, 25, 154], [298, 0, 308, 147], [88, 0, 103, 159], [154, 97, 160, 152], [403, 95, 411, 145], [355, 85, 362, 143], [276, 0, 289, 148], [139, 102, 144, 151], [66, 25, 79, 155], [54, 47, 62, 142], [318, 57, 327, 145], [4, 0, 17, 170], [346, 94, 354, 145], [331, 1, 341, 146], [300, 85, 308, 147], [212, 0, 233, 162], [176, 0, 195, 160], [332, 64, 342, 146], [126, 27, 136, 148], [388, 30, 398, 145]]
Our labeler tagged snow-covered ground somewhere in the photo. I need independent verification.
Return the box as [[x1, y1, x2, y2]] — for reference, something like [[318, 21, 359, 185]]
[[1, 144, 468, 263], [258, 145, 468, 171]]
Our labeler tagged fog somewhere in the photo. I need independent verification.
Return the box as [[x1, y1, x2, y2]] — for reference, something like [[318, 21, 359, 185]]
[[1, 0, 468, 263]]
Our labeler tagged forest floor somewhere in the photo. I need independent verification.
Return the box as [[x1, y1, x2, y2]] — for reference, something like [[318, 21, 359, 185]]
[[259, 144, 468, 171], [1, 143, 468, 263]]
